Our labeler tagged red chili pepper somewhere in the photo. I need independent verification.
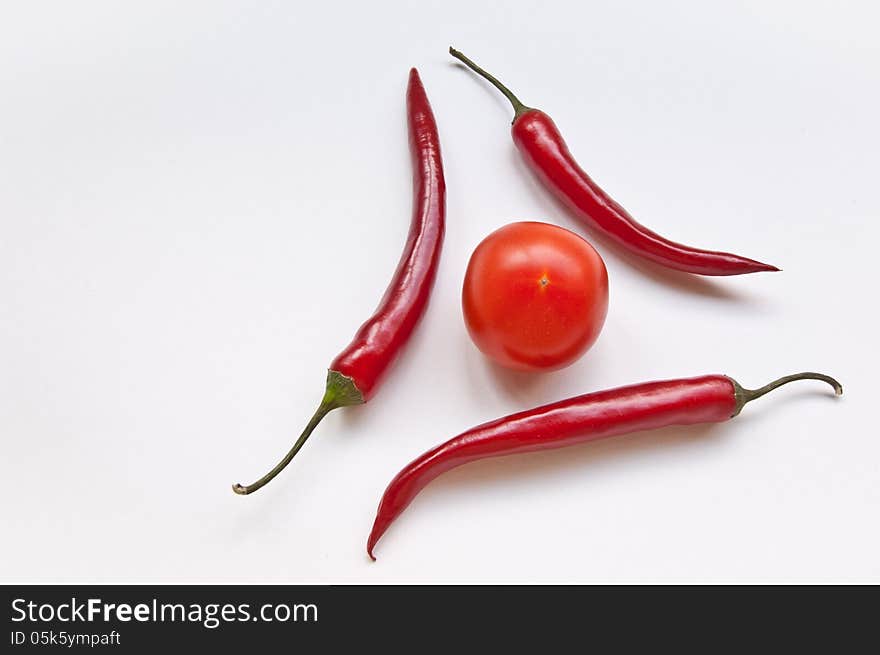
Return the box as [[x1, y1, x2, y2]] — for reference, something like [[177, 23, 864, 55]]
[[367, 372, 841, 558], [449, 48, 779, 276], [233, 68, 445, 495]]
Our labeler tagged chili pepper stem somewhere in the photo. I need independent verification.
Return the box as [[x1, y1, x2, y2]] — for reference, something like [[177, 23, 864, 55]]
[[232, 370, 364, 495], [232, 404, 334, 495], [730, 372, 842, 417], [449, 47, 532, 122]]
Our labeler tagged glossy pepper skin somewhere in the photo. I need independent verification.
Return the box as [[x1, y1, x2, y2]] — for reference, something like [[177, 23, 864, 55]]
[[367, 372, 841, 558], [329, 68, 446, 400], [450, 48, 778, 276], [233, 68, 445, 495]]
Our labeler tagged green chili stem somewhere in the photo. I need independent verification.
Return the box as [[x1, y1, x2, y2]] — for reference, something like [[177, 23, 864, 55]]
[[233, 370, 364, 495], [232, 402, 336, 495], [732, 372, 842, 416], [449, 47, 532, 121]]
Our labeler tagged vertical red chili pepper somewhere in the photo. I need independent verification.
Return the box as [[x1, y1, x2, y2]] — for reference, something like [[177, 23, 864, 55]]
[[367, 372, 841, 558], [233, 68, 445, 495], [449, 47, 779, 276]]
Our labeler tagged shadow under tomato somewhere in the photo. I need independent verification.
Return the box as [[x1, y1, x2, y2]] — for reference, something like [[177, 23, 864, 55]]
[[482, 358, 551, 397], [476, 333, 611, 409]]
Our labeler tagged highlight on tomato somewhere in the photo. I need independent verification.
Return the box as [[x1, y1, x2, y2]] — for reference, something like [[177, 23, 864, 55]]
[[462, 221, 609, 371]]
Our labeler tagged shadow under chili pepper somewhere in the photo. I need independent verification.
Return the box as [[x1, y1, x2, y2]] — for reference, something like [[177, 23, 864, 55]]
[[419, 421, 721, 498], [597, 236, 761, 302], [505, 149, 769, 303], [368, 421, 722, 555], [398, 386, 839, 528]]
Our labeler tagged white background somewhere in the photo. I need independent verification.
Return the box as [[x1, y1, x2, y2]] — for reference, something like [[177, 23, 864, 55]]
[[1, 1, 878, 584]]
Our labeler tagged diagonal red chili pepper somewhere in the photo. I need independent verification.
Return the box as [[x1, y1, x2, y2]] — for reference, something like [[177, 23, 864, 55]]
[[233, 68, 445, 495], [449, 47, 779, 276], [367, 372, 841, 558]]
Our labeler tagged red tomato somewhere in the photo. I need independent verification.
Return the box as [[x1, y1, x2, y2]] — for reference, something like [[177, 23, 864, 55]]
[[462, 221, 609, 371]]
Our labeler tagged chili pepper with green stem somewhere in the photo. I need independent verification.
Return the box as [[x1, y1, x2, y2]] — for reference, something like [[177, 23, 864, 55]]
[[367, 372, 842, 558], [449, 47, 778, 276], [233, 68, 446, 495]]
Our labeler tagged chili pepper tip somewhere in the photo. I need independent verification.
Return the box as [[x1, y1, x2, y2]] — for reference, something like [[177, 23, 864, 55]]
[[367, 523, 385, 560]]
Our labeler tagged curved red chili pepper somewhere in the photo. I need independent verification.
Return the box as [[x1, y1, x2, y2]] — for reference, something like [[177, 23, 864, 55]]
[[234, 68, 445, 495], [449, 48, 779, 277], [367, 372, 841, 558]]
